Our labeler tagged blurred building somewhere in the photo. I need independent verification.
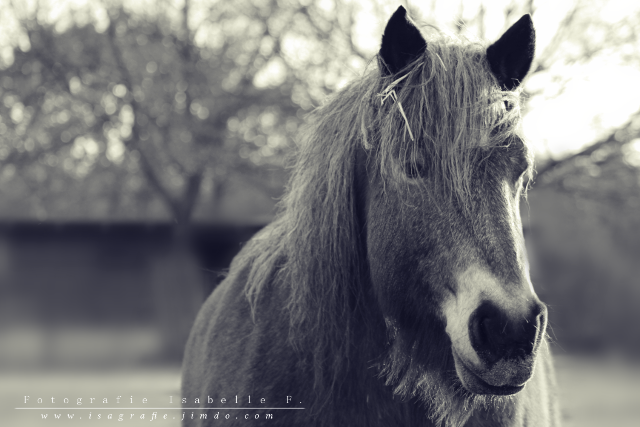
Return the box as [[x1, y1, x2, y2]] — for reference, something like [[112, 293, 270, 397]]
[[0, 220, 266, 368]]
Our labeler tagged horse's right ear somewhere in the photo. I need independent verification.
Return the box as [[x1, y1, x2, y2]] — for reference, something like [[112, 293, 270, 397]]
[[379, 6, 426, 76]]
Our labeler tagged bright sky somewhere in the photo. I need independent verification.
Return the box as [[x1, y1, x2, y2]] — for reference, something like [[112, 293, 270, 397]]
[[517, 0, 640, 160], [356, 0, 640, 161]]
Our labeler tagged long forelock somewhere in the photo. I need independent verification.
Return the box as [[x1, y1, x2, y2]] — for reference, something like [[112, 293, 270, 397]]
[[366, 33, 525, 208]]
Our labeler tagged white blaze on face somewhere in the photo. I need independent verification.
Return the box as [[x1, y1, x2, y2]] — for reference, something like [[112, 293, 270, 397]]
[[442, 176, 537, 368], [443, 263, 538, 368], [443, 177, 540, 370], [443, 265, 493, 367]]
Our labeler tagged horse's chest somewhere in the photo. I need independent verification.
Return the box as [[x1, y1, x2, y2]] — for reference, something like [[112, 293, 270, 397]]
[[359, 390, 438, 427]]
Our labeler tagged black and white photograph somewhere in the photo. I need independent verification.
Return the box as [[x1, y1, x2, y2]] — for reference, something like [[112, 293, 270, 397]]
[[1, 0, 639, 426]]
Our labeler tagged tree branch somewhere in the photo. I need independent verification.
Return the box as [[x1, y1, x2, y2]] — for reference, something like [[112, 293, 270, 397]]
[[534, 128, 624, 182], [105, 15, 180, 210]]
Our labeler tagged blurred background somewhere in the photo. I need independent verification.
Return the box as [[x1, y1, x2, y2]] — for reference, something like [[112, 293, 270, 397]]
[[0, 0, 639, 426]]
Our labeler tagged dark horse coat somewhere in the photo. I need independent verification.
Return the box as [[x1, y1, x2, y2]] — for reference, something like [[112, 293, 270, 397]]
[[183, 7, 561, 427]]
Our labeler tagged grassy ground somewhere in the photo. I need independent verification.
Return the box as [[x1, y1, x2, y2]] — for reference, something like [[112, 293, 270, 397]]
[[1, 354, 639, 426], [1, 368, 182, 426], [555, 355, 640, 427]]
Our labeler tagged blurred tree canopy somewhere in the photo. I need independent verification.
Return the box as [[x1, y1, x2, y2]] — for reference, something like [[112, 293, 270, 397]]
[[0, 0, 638, 224], [0, 0, 374, 223]]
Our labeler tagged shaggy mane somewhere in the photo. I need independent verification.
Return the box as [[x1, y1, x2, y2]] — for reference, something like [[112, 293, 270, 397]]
[[243, 29, 530, 426]]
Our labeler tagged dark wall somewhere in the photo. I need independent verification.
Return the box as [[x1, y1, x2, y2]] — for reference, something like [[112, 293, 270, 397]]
[[0, 222, 265, 327]]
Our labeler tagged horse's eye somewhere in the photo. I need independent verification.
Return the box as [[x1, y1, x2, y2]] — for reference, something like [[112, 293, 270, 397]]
[[404, 162, 427, 179], [511, 151, 530, 182]]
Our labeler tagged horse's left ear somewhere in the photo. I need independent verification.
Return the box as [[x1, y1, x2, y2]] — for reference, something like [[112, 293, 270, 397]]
[[379, 6, 426, 76], [486, 14, 535, 90]]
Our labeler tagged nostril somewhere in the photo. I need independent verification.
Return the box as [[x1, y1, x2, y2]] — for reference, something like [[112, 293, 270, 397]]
[[480, 316, 501, 347], [531, 302, 548, 351], [469, 302, 507, 365], [469, 301, 543, 365], [470, 313, 491, 357]]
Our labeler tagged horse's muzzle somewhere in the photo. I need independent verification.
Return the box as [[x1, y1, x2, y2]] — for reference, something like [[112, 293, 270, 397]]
[[452, 348, 533, 395], [452, 300, 547, 395], [469, 300, 547, 365]]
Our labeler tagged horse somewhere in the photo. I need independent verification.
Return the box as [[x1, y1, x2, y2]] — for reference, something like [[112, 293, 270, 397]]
[[182, 6, 560, 427]]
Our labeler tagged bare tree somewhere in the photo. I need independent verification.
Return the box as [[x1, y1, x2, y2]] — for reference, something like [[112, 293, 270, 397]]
[[0, 0, 386, 359]]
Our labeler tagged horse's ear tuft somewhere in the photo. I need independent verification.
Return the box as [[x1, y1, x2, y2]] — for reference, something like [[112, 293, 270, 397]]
[[486, 14, 535, 90], [379, 6, 426, 76]]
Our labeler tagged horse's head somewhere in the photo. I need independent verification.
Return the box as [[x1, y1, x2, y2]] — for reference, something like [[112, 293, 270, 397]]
[[364, 7, 546, 401]]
